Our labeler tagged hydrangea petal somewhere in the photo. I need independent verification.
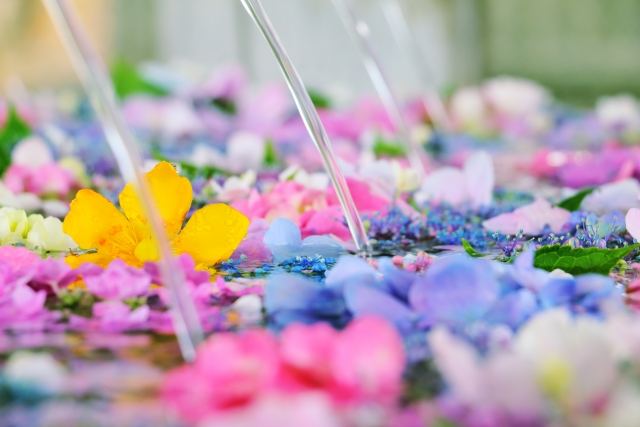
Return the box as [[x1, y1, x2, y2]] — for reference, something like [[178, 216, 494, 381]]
[[409, 255, 500, 327], [344, 283, 414, 334], [625, 208, 640, 241], [299, 236, 343, 259], [263, 218, 302, 261], [463, 151, 494, 208]]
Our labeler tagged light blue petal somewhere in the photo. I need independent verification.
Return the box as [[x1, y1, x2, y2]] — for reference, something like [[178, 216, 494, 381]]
[[263, 218, 302, 261], [325, 255, 380, 291], [299, 235, 344, 258], [344, 282, 415, 334], [409, 255, 500, 327]]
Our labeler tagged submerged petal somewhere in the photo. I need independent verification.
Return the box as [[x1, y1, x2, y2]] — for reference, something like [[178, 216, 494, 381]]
[[63, 189, 138, 264], [172, 204, 249, 267], [120, 161, 193, 240]]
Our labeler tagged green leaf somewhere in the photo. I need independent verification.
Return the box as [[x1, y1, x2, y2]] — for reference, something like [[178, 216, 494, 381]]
[[432, 419, 461, 427], [408, 197, 421, 212], [210, 97, 237, 115], [533, 243, 640, 276], [111, 59, 168, 99], [373, 137, 406, 157], [307, 89, 331, 109], [556, 187, 597, 212], [0, 106, 31, 175], [462, 238, 486, 258], [151, 152, 230, 180], [263, 140, 280, 167]]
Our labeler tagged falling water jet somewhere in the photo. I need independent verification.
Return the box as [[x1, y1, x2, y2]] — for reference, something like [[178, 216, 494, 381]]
[[237, 0, 372, 256], [42, 0, 203, 362], [378, 0, 453, 133], [330, 0, 428, 180]]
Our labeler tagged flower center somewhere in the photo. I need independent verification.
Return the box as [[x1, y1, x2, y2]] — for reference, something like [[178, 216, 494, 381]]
[[134, 238, 160, 263]]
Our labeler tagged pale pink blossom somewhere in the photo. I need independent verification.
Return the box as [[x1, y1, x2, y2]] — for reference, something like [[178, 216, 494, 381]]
[[415, 151, 494, 208], [483, 198, 571, 235], [4, 162, 75, 197]]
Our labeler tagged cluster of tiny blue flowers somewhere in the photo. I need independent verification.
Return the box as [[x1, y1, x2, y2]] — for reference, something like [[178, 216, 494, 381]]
[[280, 255, 337, 275], [364, 207, 424, 248], [217, 255, 247, 276]]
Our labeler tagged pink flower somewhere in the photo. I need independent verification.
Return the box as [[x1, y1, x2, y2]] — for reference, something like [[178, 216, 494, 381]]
[[230, 219, 273, 266], [122, 97, 204, 138], [626, 208, 640, 241], [84, 259, 152, 300], [162, 329, 280, 423], [27, 163, 75, 196], [238, 84, 291, 138], [330, 316, 405, 405], [279, 316, 405, 406], [415, 151, 495, 208], [0, 246, 39, 271], [279, 323, 339, 391], [326, 177, 389, 212], [91, 301, 150, 328], [199, 392, 342, 427], [192, 64, 247, 100], [27, 258, 91, 296], [162, 316, 406, 424], [4, 162, 75, 197], [10, 285, 47, 317], [483, 198, 571, 235], [233, 181, 329, 226], [3, 165, 31, 194], [299, 206, 351, 241], [349, 96, 395, 135]]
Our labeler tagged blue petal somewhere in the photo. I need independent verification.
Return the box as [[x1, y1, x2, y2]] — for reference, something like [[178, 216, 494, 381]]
[[263, 218, 302, 261], [484, 289, 538, 329], [325, 255, 380, 291], [538, 278, 576, 309], [599, 210, 626, 235], [574, 274, 623, 310], [264, 273, 346, 317], [409, 255, 500, 327], [264, 274, 322, 312], [268, 309, 350, 331], [344, 282, 415, 334], [509, 247, 548, 291], [379, 258, 417, 302], [299, 235, 344, 259]]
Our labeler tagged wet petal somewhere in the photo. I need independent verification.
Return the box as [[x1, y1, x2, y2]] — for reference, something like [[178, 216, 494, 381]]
[[63, 189, 137, 264], [66, 252, 116, 269], [120, 161, 193, 240], [172, 204, 249, 267]]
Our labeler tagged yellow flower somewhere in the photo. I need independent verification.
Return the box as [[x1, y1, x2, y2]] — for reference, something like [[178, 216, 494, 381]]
[[63, 161, 249, 269]]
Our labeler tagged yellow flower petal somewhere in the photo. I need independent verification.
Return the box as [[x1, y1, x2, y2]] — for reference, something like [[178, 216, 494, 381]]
[[65, 252, 116, 269], [134, 237, 160, 263], [63, 189, 138, 263], [172, 204, 249, 267], [119, 162, 193, 241]]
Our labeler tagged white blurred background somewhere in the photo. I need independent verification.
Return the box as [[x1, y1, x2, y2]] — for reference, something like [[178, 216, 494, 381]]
[[2, 0, 640, 105]]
